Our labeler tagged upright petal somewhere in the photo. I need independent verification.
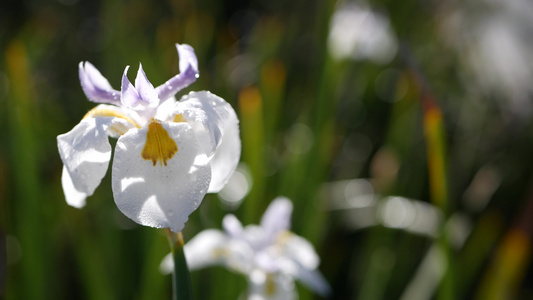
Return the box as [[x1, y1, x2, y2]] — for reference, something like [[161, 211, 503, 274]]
[[261, 197, 293, 238], [175, 91, 241, 192], [155, 43, 199, 101], [79, 62, 121, 104], [223, 214, 244, 238], [177, 43, 199, 74], [121, 65, 143, 109], [112, 122, 211, 233], [57, 117, 120, 204], [135, 63, 160, 107]]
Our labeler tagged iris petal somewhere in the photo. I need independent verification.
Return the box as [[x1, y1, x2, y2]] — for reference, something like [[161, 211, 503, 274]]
[[61, 166, 88, 208], [260, 197, 293, 239], [156, 43, 199, 101], [135, 63, 160, 107], [175, 91, 241, 192], [206, 113, 241, 192], [112, 122, 211, 233], [177, 43, 199, 74], [121, 65, 143, 108], [79, 62, 120, 104], [178, 229, 254, 274], [57, 118, 113, 203], [223, 214, 244, 238]]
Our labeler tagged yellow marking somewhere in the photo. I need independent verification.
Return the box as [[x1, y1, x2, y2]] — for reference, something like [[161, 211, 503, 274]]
[[141, 120, 178, 166], [276, 230, 292, 246], [84, 107, 140, 128], [265, 273, 276, 296], [108, 123, 129, 136], [173, 113, 186, 123], [211, 248, 229, 259]]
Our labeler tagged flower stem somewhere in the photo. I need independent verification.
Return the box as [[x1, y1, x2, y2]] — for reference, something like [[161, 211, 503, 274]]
[[166, 229, 193, 300]]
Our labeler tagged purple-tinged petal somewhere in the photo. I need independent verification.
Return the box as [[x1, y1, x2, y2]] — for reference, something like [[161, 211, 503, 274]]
[[295, 268, 331, 297], [155, 43, 199, 101], [79, 62, 120, 104], [223, 214, 244, 238], [135, 63, 160, 107], [260, 197, 293, 238], [121, 65, 143, 109], [177, 43, 198, 74]]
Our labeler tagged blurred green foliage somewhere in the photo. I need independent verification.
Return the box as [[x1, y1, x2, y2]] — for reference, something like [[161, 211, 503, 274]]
[[2, 0, 533, 299]]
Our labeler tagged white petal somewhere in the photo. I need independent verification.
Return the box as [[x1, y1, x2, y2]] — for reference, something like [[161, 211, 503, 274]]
[[155, 97, 178, 121], [243, 225, 270, 251], [183, 229, 254, 274], [61, 166, 87, 208], [223, 214, 244, 238], [183, 229, 229, 270], [57, 117, 114, 202], [247, 272, 297, 300], [282, 233, 319, 270], [294, 268, 331, 297], [207, 111, 241, 192], [175, 91, 241, 192], [261, 197, 293, 238], [111, 122, 211, 232], [280, 233, 330, 296]]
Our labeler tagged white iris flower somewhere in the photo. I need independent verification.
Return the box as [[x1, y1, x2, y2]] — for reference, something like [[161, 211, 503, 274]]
[[160, 197, 331, 299], [57, 44, 241, 233]]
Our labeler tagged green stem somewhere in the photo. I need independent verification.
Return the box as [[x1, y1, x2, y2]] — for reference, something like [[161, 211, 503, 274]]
[[166, 230, 193, 300]]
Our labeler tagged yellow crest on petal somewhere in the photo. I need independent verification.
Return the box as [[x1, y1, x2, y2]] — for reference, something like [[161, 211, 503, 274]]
[[173, 113, 187, 123], [84, 106, 140, 128], [141, 120, 178, 166]]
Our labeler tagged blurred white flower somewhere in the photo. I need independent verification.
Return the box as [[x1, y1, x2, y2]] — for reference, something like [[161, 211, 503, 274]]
[[328, 2, 398, 63], [57, 44, 241, 233], [160, 197, 331, 299], [442, 0, 533, 118]]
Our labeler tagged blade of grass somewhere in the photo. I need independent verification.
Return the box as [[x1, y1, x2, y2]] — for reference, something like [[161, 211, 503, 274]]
[[5, 39, 47, 300], [238, 86, 266, 224], [401, 44, 453, 300], [475, 186, 533, 300], [166, 230, 193, 300]]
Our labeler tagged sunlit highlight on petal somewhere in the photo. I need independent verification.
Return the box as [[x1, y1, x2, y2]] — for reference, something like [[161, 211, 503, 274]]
[[120, 177, 145, 192]]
